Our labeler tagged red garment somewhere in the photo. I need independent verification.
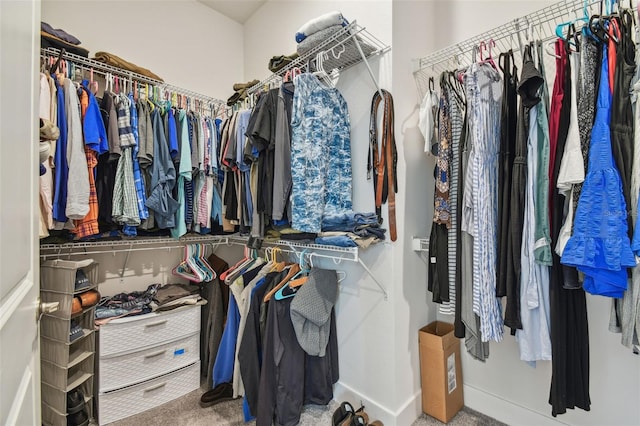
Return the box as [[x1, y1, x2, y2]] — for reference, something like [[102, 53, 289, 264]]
[[608, 19, 619, 93], [547, 39, 567, 227]]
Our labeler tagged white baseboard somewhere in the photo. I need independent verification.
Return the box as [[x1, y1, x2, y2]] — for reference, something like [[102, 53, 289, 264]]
[[333, 382, 422, 426], [463, 384, 568, 426]]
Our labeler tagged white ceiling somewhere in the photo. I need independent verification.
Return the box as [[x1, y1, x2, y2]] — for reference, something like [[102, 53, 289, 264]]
[[198, 0, 266, 24]]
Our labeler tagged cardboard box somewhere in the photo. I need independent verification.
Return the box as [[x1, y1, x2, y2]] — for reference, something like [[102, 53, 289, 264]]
[[419, 321, 464, 423]]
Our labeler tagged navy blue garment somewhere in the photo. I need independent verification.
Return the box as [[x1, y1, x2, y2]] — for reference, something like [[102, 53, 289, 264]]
[[212, 264, 263, 387], [52, 77, 68, 223], [561, 43, 636, 298]]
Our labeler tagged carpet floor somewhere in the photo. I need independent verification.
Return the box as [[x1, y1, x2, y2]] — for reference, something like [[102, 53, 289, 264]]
[[107, 387, 506, 426]]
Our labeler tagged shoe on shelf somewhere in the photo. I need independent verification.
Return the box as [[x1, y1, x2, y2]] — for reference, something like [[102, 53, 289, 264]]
[[71, 297, 82, 316], [69, 321, 84, 342], [66, 389, 84, 415], [77, 290, 100, 309], [74, 269, 91, 291], [67, 407, 89, 426]]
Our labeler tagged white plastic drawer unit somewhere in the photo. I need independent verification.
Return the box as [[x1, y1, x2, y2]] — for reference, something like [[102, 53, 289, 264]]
[[98, 305, 201, 357], [98, 361, 200, 425], [99, 333, 200, 392]]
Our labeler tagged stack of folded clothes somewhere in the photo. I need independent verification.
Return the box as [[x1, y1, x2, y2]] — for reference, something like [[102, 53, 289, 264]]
[[268, 53, 299, 73], [92, 51, 163, 81], [294, 11, 376, 72], [227, 79, 260, 106], [41, 22, 89, 57], [316, 212, 385, 248], [149, 283, 206, 311], [95, 283, 160, 325]]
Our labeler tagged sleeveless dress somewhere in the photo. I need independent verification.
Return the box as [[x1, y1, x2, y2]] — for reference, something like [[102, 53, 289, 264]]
[[561, 43, 636, 298]]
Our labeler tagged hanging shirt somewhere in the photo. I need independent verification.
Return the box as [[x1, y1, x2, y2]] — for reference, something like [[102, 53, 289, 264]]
[[39, 73, 55, 236], [290, 73, 353, 233], [171, 110, 192, 239], [145, 108, 179, 228], [74, 82, 108, 238], [64, 78, 90, 221], [112, 94, 140, 228], [419, 88, 439, 155], [516, 103, 551, 364]]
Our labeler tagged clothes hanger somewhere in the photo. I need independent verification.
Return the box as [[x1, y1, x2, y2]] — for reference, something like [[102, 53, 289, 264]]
[[173, 245, 202, 283], [264, 263, 301, 302], [274, 250, 312, 300], [556, 0, 590, 39], [478, 40, 498, 70]]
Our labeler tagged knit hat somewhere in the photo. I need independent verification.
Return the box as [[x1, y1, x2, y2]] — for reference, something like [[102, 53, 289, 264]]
[[289, 268, 338, 357]]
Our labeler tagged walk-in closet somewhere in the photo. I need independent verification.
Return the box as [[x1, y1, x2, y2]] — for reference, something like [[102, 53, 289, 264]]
[[1, 1, 639, 426]]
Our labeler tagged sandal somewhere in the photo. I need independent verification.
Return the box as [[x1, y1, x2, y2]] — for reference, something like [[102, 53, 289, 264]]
[[332, 401, 355, 426]]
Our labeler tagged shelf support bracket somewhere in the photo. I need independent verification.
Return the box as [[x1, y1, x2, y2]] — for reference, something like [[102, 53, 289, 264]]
[[357, 256, 388, 301], [119, 243, 134, 278]]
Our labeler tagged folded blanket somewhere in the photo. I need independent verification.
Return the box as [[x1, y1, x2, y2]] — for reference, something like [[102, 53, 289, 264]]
[[296, 25, 344, 56], [93, 51, 163, 82], [41, 22, 81, 45], [295, 11, 347, 43], [41, 32, 89, 57]]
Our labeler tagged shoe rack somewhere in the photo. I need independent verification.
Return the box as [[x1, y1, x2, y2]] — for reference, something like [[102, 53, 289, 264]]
[[40, 259, 100, 426]]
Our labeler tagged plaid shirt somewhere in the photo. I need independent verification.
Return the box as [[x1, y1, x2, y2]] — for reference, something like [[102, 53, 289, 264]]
[[112, 94, 141, 227], [73, 88, 100, 238]]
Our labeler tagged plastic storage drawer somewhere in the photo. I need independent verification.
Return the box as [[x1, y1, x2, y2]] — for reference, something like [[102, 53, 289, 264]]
[[99, 332, 200, 392], [98, 306, 200, 357], [98, 361, 200, 425]]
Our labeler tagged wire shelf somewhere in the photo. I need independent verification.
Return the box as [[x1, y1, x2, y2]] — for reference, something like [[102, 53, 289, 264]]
[[246, 21, 390, 96], [41, 48, 225, 110], [39, 235, 230, 252], [412, 0, 605, 99]]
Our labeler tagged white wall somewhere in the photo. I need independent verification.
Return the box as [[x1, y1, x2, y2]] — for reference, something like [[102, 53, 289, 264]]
[[244, 3, 411, 425], [40, 0, 244, 100], [399, 1, 640, 426]]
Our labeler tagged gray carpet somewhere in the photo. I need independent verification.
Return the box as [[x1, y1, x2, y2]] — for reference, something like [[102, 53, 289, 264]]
[[107, 387, 506, 426]]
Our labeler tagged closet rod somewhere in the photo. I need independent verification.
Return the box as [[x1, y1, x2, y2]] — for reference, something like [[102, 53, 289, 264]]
[[41, 48, 226, 107], [412, 0, 606, 96]]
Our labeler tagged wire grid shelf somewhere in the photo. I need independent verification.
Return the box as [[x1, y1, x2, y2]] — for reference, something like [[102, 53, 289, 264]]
[[246, 21, 390, 96], [228, 236, 360, 262], [39, 235, 230, 252], [41, 48, 226, 109], [412, 0, 604, 99], [39, 234, 359, 261]]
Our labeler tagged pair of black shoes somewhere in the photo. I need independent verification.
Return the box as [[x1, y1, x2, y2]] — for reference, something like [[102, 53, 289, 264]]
[[67, 389, 89, 426]]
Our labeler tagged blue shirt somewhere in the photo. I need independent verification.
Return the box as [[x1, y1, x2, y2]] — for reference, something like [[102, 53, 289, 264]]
[[81, 81, 108, 155]]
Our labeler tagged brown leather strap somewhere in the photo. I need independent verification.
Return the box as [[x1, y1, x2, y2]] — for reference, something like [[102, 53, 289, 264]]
[[369, 90, 397, 241]]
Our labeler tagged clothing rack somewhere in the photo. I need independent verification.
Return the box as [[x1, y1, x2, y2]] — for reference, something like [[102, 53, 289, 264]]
[[41, 47, 225, 115], [246, 21, 390, 98], [40, 235, 389, 300], [412, 0, 607, 99]]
